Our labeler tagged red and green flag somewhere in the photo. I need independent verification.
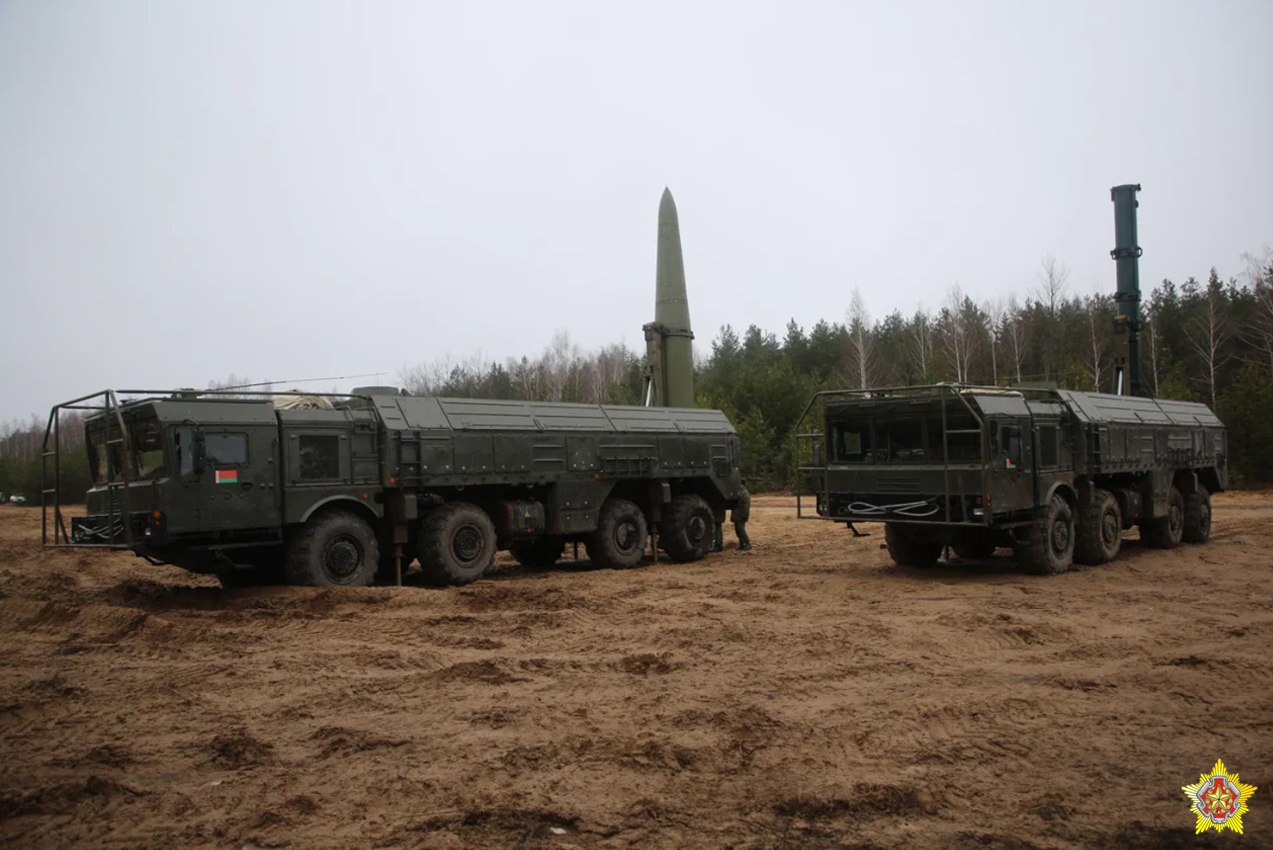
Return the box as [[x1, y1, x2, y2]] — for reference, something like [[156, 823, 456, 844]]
[[214, 469, 238, 485]]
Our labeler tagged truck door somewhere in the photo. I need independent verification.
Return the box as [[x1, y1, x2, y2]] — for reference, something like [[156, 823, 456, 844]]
[[991, 418, 1034, 514], [175, 423, 281, 532]]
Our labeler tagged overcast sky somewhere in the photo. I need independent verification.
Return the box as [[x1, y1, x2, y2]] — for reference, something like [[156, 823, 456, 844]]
[[2, 0, 1270, 422]]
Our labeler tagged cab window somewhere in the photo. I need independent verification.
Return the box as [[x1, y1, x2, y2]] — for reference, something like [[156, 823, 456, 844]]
[[131, 419, 167, 478], [877, 418, 925, 461], [205, 434, 248, 467], [832, 419, 872, 462], [88, 432, 108, 483], [299, 434, 340, 480], [1000, 424, 1024, 468], [174, 427, 196, 475]]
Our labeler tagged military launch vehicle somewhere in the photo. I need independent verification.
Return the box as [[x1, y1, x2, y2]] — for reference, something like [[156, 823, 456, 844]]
[[796, 185, 1228, 574], [42, 190, 743, 587]]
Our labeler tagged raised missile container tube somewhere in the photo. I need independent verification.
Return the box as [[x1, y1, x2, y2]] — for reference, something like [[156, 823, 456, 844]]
[[643, 188, 696, 409]]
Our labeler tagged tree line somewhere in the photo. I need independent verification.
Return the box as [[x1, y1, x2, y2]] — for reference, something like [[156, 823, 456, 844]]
[[695, 254, 1273, 488], [3, 253, 1271, 500]]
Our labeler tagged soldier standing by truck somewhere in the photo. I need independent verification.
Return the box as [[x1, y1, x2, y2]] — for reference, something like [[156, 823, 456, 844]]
[[713, 479, 751, 551]]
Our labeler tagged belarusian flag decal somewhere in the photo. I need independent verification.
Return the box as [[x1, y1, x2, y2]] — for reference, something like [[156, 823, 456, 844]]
[[215, 469, 238, 485]]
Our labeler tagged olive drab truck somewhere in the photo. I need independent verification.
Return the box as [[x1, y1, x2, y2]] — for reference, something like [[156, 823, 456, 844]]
[[42, 388, 743, 587], [795, 184, 1227, 575], [39, 189, 744, 588], [795, 384, 1225, 574]]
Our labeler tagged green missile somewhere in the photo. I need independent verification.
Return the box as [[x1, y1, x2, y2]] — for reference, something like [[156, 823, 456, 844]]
[[643, 188, 695, 408]]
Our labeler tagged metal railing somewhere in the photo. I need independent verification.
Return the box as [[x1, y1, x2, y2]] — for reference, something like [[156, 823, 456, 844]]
[[42, 389, 134, 548]]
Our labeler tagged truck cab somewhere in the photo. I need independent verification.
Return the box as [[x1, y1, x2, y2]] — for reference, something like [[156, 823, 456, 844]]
[[76, 397, 283, 569]]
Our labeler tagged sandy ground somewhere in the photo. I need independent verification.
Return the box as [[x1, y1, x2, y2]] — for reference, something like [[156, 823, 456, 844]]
[[1, 495, 1270, 850]]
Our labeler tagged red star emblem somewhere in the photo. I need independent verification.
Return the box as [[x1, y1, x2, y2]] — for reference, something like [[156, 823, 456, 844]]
[[1200, 776, 1238, 820]]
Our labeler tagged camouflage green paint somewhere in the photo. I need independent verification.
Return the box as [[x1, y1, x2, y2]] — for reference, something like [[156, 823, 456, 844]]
[[644, 188, 695, 409]]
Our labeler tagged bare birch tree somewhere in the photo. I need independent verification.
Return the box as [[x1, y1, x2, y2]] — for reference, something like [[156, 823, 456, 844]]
[[983, 297, 1004, 386], [1084, 291, 1109, 392], [1143, 305, 1161, 397], [1003, 294, 1026, 384], [939, 284, 980, 383], [1186, 277, 1232, 409], [908, 307, 934, 382], [845, 288, 876, 389], [1241, 249, 1273, 372], [1036, 255, 1069, 378]]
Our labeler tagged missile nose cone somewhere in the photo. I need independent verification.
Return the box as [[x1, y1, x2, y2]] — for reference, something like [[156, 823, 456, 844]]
[[659, 187, 678, 226]]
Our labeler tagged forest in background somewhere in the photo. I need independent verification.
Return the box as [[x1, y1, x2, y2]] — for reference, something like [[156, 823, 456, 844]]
[[3, 253, 1271, 501]]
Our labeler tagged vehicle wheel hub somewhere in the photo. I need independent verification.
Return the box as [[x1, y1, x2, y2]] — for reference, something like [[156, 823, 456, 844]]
[[686, 515, 708, 543], [324, 537, 362, 579], [1051, 519, 1070, 555], [615, 520, 639, 553], [452, 526, 483, 564]]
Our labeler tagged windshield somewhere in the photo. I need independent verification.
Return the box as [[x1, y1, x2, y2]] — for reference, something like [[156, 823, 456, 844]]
[[132, 419, 167, 477], [87, 431, 108, 483], [830, 409, 983, 463], [86, 416, 168, 482]]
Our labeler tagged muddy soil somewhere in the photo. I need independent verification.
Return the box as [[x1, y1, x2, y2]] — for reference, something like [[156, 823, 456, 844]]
[[1, 495, 1270, 849]]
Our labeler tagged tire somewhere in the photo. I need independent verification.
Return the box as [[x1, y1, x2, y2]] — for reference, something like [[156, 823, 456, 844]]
[[1014, 494, 1075, 575], [586, 498, 648, 569], [1182, 486, 1212, 544], [660, 494, 715, 563], [1074, 488, 1122, 565], [417, 502, 497, 586], [509, 535, 565, 569], [1142, 486, 1184, 549], [884, 523, 941, 568], [284, 511, 380, 587]]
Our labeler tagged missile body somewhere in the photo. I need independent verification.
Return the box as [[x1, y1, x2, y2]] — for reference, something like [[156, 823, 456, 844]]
[[643, 188, 695, 408]]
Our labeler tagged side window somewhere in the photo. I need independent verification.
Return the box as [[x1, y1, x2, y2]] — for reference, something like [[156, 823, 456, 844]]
[[1001, 425, 1023, 469], [174, 427, 195, 475], [299, 435, 340, 480], [1039, 425, 1058, 467], [205, 433, 248, 466]]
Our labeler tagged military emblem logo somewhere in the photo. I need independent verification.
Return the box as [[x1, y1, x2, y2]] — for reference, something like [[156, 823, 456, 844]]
[[1182, 758, 1257, 834]]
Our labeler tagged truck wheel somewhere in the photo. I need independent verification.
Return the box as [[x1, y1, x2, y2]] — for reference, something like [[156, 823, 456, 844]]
[[285, 510, 380, 587], [660, 494, 715, 563], [586, 498, 648, 569], [1014, 494, 1074, 575], [1142, 486, 1185, 549], [884, 523, 941, 568], [1075, 488, 1122, 565], [509, 535, 565, 569], [417, 503, 497, 586], [1183, 486, 1212, 544]]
